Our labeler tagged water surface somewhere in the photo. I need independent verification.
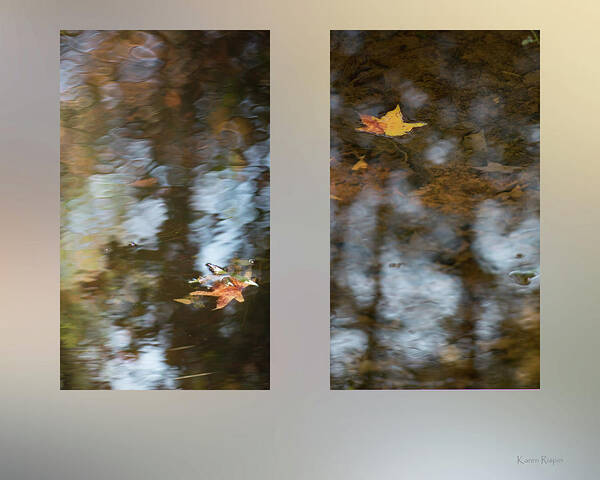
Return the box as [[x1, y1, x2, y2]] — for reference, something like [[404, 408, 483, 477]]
[[331, 31, 539, 389], [60, 30, 270, 389]]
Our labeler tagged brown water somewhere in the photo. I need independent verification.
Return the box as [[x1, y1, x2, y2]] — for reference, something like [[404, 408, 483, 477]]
[[330, 31, 539, 389], [60, 31, 269, 389]]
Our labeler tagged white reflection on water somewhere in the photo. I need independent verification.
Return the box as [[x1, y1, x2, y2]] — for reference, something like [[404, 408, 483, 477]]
[[123, 197, 167, 249], [105, 339, 177, 390], [65, 173, 168, 249], [476, 299, 503, 342], [113, 137, 154, 173], [188, 138, 268, 270], [99, 82, 122, 109], [62, 175, 134, 287], [472, 199, 540, 286], [60, 55, 85, 101], [332, 179, 464, 365], [528, 124, 540, 143], [424, 138, 456, 165], [470, 95, 502, 124], [387, 172, 425, 218], [66, 174, 131, 233], [378, 236, 462, 359], [189, 167, 258, 270], [400, 82, 428, 109], [338, 187, 379, 307], [331, 329, 368, 378], [336, 30, 364, 56]]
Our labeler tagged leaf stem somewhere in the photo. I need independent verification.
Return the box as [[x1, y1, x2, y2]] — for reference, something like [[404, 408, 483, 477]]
[[387, 137, 408, 163]]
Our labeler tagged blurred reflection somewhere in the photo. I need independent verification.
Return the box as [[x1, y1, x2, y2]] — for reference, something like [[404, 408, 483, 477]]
[[331, 31, 539, 389], [60, 31, 269, 390]]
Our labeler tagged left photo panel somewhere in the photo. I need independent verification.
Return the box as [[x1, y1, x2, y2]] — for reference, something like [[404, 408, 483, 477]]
[[60, 31, 270, 390]]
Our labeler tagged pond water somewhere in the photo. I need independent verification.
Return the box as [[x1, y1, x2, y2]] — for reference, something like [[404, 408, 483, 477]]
[[330, 31, 540, 389], [60, 31, 270, 389]]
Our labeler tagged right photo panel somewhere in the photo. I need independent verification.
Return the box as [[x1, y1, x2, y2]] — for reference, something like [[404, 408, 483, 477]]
[[330, 31, 540, 389]]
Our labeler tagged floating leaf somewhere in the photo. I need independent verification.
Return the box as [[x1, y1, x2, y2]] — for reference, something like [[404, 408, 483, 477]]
[[206, 263, 229, 275], [173, 298, 192, 305], [191, 261, 258, 289], [357, 105, 426, 137], [190, 277, 257, 310], [357, 114, 385, 135], [229, 259, 257, 282]]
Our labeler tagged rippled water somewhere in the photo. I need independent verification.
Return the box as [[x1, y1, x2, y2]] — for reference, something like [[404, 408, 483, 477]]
[[60, 31, 269, 389], [330, 31, 539, 389]]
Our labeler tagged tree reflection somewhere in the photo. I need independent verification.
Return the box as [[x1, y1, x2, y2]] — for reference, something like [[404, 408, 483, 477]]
[[331, 31, 539, 389], [61, 31, 269, 390]]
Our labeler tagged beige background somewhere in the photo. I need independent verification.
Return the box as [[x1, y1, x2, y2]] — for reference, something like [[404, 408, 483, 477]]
[[2, 0, 599, 478]]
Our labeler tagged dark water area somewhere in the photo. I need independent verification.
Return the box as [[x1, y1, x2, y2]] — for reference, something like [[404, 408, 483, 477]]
[[330, 31, 540, 389], [60, 31, 269, 389]]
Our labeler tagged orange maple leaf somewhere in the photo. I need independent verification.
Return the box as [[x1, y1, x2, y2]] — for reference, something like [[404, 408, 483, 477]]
[[356, 105, 426, 137], [189, 277, 257, 310], [357, 114, 386, 135]]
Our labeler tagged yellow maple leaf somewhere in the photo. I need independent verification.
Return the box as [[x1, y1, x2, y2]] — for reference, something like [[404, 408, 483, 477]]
[[357, 105, 426, 137]]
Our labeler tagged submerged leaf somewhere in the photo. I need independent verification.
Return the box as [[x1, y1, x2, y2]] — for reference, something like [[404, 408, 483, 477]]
[[356, 105, 426, 137], [129, 177, 158, 188], [351, 158, 368, 171], [474, 161, 521, 174]]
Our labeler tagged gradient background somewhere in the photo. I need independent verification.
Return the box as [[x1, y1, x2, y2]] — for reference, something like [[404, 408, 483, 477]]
[[2, 0, 599, 478]]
